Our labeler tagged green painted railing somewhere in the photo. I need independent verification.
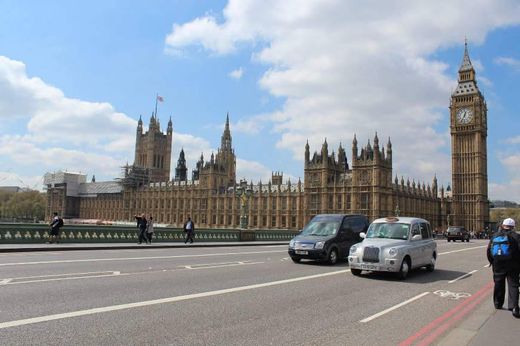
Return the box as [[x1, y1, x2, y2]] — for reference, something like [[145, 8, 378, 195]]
[[0, 223, 296, 243]]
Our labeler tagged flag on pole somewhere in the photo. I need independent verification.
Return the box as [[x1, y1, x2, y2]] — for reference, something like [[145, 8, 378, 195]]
[[157, 95, 164, 102]]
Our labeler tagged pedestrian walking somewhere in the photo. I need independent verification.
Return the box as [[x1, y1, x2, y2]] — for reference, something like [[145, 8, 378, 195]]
[[146, 215, 154, 244], [487, 218, 520, 318], [47, 212, 64, 244], [183, 216, 195, 244], [135, 213, 148, 244]]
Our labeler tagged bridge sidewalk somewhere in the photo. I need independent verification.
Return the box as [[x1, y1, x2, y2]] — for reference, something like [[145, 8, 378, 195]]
[[438, 292, 520, 345], [0, 241, 288, 252]]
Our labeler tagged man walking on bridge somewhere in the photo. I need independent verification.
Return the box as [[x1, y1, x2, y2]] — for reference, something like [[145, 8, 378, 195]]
[[184, 216, 195, 244], [487, 218, 520, 318]]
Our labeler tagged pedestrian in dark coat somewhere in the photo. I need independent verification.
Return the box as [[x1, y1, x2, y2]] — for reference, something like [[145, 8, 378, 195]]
[[183, 216, 195, 244], [146, 216, 154, 244], [48, 212, 63, 244], [487, 218, 520, 318], [135, 214, 148, 244]]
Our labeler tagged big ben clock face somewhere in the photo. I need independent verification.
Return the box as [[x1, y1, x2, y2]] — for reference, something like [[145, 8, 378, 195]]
[[456, 107, 473, 124]]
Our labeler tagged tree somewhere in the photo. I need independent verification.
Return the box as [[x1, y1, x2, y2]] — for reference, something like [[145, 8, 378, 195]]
[[0, 190, 46, 221], [490, 208, 520, 225]]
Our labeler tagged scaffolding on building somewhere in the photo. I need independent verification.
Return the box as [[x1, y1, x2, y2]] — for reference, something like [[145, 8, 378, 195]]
[[117, 164, 151, 188]]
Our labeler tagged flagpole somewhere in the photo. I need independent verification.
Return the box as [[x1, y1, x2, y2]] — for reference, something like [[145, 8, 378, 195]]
[[154, 93, 158, 117]]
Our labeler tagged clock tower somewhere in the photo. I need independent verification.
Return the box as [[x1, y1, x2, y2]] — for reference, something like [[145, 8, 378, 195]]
[[449, 42, 489, 231]]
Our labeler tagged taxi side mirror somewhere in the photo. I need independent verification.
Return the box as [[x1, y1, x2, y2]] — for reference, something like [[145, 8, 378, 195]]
[[412, 234, 422, 241], [359, 232, 366, 239]]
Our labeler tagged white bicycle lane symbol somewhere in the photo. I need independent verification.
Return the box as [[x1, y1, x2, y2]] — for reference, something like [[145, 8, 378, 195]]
[[433, 290, 472, 300]]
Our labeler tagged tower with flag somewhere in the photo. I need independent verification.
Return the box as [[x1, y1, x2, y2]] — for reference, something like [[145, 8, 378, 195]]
[[133, 95, 172, 183]]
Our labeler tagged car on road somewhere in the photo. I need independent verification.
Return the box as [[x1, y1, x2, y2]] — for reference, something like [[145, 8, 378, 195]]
[[445, 226, 470, 242], [348, 217, 437, 279], [288, 214, 369, 265]]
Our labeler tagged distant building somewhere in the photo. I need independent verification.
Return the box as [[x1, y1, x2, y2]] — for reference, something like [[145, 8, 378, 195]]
[[45, 44, 489, 231], [0, 186, 23, 193]]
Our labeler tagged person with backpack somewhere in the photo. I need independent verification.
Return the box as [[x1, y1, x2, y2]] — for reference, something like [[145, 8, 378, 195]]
[[487, 218, 520, 318], [48, 212, 64, 244]]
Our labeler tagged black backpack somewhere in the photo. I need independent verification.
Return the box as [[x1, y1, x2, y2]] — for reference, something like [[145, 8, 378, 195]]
[[57, 218, 64, 227]]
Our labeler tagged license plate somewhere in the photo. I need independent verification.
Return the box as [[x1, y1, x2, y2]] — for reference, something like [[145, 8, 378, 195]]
[[361, 264, 377, 270], [295, 250, 308, 255]]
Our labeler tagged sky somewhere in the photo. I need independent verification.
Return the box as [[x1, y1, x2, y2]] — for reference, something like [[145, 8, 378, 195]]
[[0, 0, 519, 202]]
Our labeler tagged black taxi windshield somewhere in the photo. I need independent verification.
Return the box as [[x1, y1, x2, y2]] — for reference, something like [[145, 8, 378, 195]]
[[366, 222, 410, 240], [300, 219, 340, 237]]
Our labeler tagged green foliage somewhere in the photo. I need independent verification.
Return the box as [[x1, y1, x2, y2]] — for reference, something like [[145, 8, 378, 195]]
[[490, 208, 520, 224], [0, 190, 46, 221]]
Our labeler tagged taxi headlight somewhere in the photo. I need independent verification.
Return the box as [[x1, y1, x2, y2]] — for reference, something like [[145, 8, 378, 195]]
[[388, 248, 398, 257], [289, 240, 295, 248], [350, 245, 358, 254], [315, 241, 325, 249]]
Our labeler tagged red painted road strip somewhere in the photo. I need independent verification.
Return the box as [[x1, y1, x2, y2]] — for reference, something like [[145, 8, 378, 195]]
[[399, 281, 494, 346], [417, 284, 492, 345]]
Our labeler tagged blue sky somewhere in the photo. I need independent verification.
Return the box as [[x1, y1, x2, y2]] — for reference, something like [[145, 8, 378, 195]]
[[0, 0, 519, 202]]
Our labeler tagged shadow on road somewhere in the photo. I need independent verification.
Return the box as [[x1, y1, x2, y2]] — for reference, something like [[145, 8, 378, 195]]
[[347, 268, 470, 284], [291, 259, 351, 268]]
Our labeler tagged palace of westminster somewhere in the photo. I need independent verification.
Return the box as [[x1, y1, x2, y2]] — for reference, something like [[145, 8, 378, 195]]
[[45, 44, 489, 232]]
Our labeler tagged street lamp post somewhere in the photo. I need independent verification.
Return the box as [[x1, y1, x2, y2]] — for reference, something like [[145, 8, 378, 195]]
[[236, 180, 252, 229]]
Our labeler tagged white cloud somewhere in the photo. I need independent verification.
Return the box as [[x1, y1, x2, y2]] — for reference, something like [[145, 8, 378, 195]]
[[506, 136, 520, 145], [0, 56, 135, 146], [165, 0, 520, 190], [236, 158, 298, 184], [494, 56, 520, 71], [0, 171, 43, 191], [490, 153, 520, 202], [229, 67, 244, 79], [231, 114, 270, 134], [0, 55, 137, 183]]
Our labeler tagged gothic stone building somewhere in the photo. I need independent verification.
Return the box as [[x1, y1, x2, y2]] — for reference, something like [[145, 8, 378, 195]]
[[45, 44, 489, 232]]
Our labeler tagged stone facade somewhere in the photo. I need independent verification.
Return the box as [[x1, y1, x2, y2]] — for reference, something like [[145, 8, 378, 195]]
[[449, 42, 490, 231], [45, 44, 489, 232]]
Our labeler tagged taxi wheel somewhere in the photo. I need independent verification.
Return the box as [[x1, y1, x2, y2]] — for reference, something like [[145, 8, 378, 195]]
[[291, 257, 301, 263], [397, 258, 410, 280], [426, 255, 436, 272], [351, 268, 362, 276], [328, 248, 338, 265]]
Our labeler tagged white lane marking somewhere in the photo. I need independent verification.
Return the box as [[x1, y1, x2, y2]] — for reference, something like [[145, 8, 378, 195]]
[[4, 274, 122, 285], [0, 250, 286, 267], [359, 292, 430, 323], [2, 271, 118, 281], [2, 271, 122, 285], [1, 260, 265, 286], [181, 261, 260, 269], [0, 269, 350, 330], [439, 246, 486, 255], [0, 279, 12, 285], [448, 270, 478, 284]]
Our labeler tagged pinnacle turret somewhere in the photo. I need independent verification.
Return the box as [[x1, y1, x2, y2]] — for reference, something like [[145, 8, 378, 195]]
[[459, 39, 473, 72]]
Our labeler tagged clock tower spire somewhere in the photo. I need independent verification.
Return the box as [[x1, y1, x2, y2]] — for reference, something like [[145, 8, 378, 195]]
[[449, 41, 489, 232]]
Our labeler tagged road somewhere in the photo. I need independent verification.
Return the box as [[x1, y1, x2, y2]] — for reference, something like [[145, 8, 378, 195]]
[[0, 240, 493, 345]]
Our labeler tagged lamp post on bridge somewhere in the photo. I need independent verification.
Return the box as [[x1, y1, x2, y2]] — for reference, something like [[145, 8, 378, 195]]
[[236, 179, 252, 230]]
